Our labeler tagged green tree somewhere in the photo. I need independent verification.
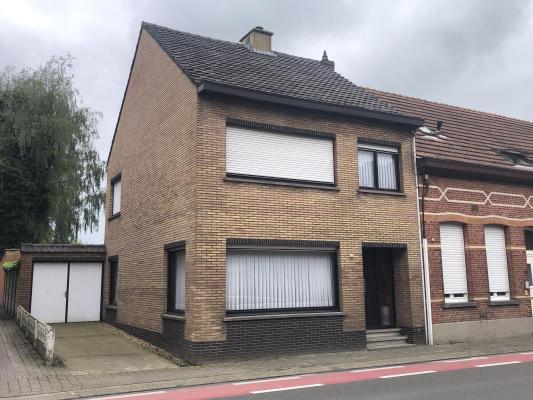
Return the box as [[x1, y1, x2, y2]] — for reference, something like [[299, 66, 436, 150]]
[[0, 55, 105, 250]]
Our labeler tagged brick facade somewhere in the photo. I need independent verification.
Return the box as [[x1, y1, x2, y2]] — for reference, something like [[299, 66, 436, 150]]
[[421, 174, 533, 337], [104, 29, 426, 360]]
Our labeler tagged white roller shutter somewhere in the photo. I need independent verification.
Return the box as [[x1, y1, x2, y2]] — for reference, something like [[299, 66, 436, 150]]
[[440, 223, 468, 301], [484, 225, 510, 300], [112, 179, 121, 214], [226, 126, 335, 183]]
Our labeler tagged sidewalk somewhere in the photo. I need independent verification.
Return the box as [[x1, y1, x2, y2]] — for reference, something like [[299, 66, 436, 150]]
[[2, 312, 533, 399]]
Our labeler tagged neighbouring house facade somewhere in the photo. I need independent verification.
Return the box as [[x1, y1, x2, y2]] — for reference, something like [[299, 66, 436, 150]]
[[104, 22, 427, 361], [371, 90, 533, 343]]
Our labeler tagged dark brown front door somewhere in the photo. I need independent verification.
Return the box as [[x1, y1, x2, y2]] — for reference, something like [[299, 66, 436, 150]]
[[363, 249, 396, 329]]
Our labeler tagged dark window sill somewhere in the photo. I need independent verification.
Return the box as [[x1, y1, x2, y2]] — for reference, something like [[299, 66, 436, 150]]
[[162, 312, 185, 321], [224, 175, 339, 191], [358, 188, 406, 197], [106, 304, 117, 310], [108, 212, 121, 221], [224, 311, 345, 322], [442, 302, 477, 309], [489, 299, 520, 307]]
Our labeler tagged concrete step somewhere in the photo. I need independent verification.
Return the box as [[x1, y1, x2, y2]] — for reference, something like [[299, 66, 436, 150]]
[[366, 334, 408, 343], [366, 328, 401, 334], [367, 342, 415, 351]]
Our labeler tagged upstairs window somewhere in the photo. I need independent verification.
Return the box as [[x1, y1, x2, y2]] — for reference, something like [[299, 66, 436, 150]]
[[499, 150, 533, 168], [440, 223, 468, 303], [484, 225, 510, 301], [358, 143, 399, 191], [111, 175, 122, 216], [226, 126, 335, 185]]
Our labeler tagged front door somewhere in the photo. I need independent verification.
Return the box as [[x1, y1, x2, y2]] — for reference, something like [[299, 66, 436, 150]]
[[363, 249, 396, 329]]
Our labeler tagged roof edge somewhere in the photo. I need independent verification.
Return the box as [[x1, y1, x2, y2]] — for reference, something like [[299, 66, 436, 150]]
[[418, 157, 533, 184], [198, 81, 424, 129]]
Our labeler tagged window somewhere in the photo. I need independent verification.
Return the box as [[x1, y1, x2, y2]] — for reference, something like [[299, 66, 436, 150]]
[[484, 225, 510, 301], [226, 126, 335, 184], [499, 150, 533, 168], [358, 143, 399, 191], [167, 249, 186, 313], [440, 223, 468, 303], [226, 248, 337, 312], [109, 259, 118, 305], [111, 176, 122, 216]]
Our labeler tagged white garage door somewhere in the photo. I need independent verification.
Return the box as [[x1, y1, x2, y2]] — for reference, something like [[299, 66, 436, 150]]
[[31, 261, 102, 323], [67, 263, 102, 322], [31, 263, 68, 323]]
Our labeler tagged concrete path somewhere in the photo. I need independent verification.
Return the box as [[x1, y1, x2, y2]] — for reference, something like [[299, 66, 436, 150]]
[[2, 311, 533, 399], [52, 323, 175, 375]]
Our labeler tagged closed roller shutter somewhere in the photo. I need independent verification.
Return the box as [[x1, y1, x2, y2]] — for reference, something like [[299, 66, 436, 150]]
[[226, 126, 335, 183], [484, 225, 510, 300], [440, 223, 468, 302]]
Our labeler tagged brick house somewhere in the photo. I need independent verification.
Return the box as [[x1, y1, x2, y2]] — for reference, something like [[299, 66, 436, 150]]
[[371, 90, 533, 343], [104, 22, 427, 361]]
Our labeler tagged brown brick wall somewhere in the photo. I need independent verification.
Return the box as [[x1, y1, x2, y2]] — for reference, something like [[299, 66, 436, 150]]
[[105, 30, 198, 333], [421, 175, 533, 325], [105, 28, 425, 351]]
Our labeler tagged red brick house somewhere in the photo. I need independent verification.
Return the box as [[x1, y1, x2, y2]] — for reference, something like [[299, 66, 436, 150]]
[[104, 23, 427, 361], [371, 90, 533, 343]]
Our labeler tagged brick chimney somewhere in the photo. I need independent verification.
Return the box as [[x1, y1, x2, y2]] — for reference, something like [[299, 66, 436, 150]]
[[240, 26, 273, 52]]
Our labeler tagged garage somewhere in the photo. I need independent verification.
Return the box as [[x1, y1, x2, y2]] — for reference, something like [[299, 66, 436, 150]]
[[31, 261, 103, 323]]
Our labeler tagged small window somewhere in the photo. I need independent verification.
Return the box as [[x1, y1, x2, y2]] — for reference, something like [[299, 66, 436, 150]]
[[358, 144, 399, 191], [499, 150, 533, 167], [109, 259, 118, 305], [440, 223, 468, 303], [226, 248, 337, 312], [167, 249, 186, 313], [111, 176, 121, 216], [484, 225, 510, 301]]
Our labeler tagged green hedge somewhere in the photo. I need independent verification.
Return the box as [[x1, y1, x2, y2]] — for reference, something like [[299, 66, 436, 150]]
[[2, 261, 20, 270]]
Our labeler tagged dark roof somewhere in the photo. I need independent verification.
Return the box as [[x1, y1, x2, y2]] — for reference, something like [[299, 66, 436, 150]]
[[367, 88, 533, 172], [141, 22, 415, 121], [20, 244, 105, 254]]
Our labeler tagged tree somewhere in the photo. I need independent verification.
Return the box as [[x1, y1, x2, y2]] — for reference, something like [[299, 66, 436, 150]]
[[0, 55, 105, 250]]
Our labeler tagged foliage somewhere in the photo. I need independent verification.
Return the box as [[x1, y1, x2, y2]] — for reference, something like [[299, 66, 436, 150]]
[[0, 55, 105, 250], [2, 260, 20, 270]]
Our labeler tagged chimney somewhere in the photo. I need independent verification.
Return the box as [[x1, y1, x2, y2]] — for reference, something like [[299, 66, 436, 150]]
[[239, 26, 273, 52], [321, 50, 335, 70]]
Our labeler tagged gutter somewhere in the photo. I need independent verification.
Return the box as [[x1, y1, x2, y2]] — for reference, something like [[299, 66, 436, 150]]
[[197, 81, 424, 129]]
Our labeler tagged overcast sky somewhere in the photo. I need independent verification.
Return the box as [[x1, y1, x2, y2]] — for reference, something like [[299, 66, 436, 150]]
[[2, 0, 533, 243]]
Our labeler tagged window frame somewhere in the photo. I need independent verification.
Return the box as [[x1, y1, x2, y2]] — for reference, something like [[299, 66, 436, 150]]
[[225, 244, 340, 315], [357, 143, 401, 192], [108, 256, 118, 306], [439, 223, 469, 304], [225, 121, 338, 188], [110, 173, 122, 218], [166, 242, 186, 314], [484, 225, 511, 302]]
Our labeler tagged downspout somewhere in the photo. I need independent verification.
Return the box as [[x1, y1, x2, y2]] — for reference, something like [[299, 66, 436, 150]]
[[413, 137, 433, 345]]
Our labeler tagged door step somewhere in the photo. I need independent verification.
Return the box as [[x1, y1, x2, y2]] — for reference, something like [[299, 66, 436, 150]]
[[366, 328, 412, 350]]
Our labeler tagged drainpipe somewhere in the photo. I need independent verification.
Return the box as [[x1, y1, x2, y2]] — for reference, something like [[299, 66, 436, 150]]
[[413, 137, 434, 345]]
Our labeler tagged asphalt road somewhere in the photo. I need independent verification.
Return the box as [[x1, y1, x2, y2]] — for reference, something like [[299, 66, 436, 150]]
[[228, 362, 533, 400]]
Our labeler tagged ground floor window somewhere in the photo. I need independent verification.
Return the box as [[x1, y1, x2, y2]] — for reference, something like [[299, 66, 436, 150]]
[[167, 249, 186, 312], [226, 248, 337, 312]]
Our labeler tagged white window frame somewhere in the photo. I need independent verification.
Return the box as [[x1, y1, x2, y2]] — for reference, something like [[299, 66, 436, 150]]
[[226, 126, 335, 185], [111, 176, 121, 216], [440, 223, 469, 303], [357, 143, 400, 191], [484, 225, 511, 302]]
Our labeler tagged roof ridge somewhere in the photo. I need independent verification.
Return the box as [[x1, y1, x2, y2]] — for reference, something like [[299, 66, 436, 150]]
[[366, 86, 533, 126]]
